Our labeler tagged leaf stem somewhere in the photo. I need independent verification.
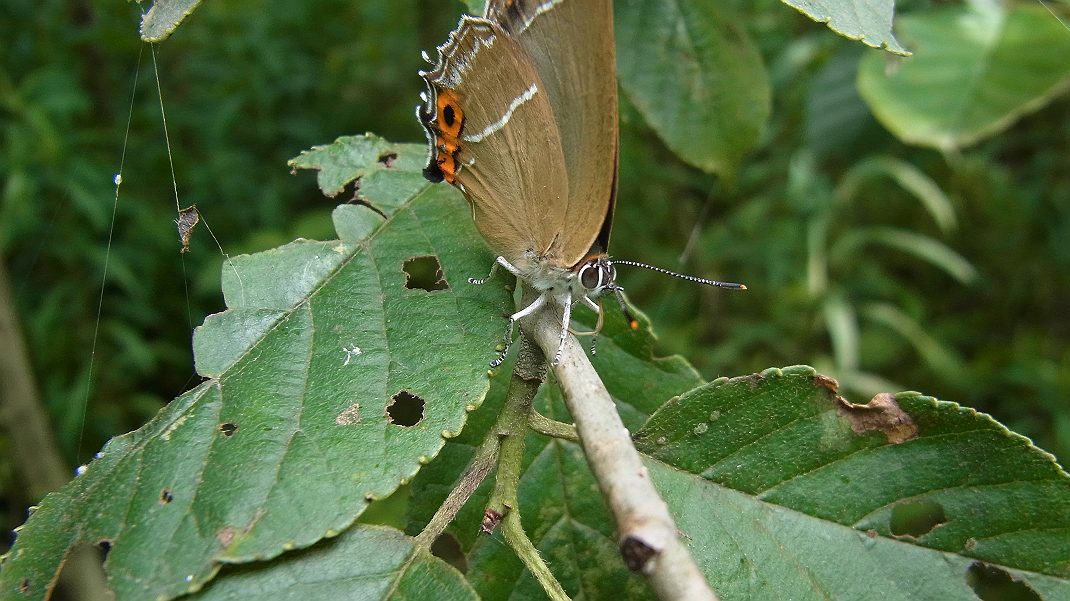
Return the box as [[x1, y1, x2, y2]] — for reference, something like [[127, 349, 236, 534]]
[[501, 506, 569, 601], [528, 410, 579, 442], [484, 335, 569, 600]]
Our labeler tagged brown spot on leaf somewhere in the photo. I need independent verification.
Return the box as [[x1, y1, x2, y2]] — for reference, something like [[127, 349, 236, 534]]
[[336, 403, 362, 425], [836, 392, 918, 444], [964, 537, 978, 551], [387, 391, 425, 426], [217, 525, 237, 547], [744, 372, 765, 389], [403, 255, 448, 291], [219, 422, 238, 437], [160, 488, 174, 504], [814, 374, 839, 392], [19, 578, 29, 594]]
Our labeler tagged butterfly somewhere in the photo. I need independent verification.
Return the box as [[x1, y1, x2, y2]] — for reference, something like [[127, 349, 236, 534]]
[[418, 0, 742, 366]]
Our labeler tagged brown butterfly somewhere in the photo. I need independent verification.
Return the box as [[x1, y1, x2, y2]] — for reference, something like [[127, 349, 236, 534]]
[[418, 0, 743, 365]]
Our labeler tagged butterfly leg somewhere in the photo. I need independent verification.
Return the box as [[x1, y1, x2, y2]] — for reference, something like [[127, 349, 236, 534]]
[[551, 290, 573, 366], [469, 256, 522, 285], [568, 295, 604, 355], [490, 291, 548, 368]]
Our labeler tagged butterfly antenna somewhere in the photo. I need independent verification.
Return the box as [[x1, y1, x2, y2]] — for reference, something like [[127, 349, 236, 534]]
[[608, 285, 640, 331], [609, 260, 747, 290]]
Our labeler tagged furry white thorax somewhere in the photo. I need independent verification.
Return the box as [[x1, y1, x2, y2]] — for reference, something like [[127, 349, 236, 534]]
[[485, 253, 615, 366]]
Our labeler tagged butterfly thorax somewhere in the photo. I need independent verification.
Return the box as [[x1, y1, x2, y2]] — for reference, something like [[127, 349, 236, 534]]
[[514, 251, 615, 300]]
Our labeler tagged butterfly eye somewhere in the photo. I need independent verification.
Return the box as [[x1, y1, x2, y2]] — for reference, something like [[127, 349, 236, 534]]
[[579, 261, 602, 290]]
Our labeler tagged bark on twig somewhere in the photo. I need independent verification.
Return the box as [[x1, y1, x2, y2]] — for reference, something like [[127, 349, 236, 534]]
[[520, 293, 719, 601]]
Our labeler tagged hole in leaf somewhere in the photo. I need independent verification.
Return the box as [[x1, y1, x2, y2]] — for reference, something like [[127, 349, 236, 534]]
[[387, 391, 425, 426], [378, 152, 398, 168], [160, 488, 174, 504], [403, 255, 448, 291], [219, 421, 238, 437], [966, 562, 1040, 601], [430, 533, 467, 573], [96, 539, 112, 560], [53, 545, 106, 597], [889, 499, 946, 537]]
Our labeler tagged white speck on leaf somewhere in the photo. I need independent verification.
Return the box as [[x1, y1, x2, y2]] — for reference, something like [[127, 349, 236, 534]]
[[342, 345, 363, 365]]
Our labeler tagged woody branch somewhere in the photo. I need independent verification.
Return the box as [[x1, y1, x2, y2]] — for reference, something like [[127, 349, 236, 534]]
[[519, 290, 719, 601]]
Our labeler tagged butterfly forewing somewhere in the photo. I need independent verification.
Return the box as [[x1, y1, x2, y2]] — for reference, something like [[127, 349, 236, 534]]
[[420, 17, 570, 273]]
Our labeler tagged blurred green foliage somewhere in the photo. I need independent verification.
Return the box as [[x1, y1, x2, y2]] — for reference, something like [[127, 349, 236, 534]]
[[0, 0, 1067, 562]]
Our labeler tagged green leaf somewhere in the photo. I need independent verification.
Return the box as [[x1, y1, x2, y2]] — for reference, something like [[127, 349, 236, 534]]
[[781, 0, 908, 55], [860, 302, 968, 380], [635, 366, 1070, 599], [460, 0, 486, 15], [837, 156, 957, 233], [0, 135, 510, 601], [615, 0, 770, 176], [288, 135, 428, 199], [140, 0, 204, 43], [832, 226, 979, 285], [189, 525, 477, 600], [858, 4, 1070, 151]]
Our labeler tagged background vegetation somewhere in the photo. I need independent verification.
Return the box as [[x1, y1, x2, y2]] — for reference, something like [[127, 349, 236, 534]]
[[1, 0, 1067, 570]]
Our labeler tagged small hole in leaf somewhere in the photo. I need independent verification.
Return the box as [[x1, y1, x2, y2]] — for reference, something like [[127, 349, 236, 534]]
[[403, 255, 448, 291], [387, 391, 425, 426], [378, 152, 398, 168], [19, 578, 29, 593], [160, 488, 174, 504], [889, 499, 946, 537], [966, 562, 1040, 601], [431, 533, 467, 573], [97, 539, 112, 560], [219, 422, 238, 437]]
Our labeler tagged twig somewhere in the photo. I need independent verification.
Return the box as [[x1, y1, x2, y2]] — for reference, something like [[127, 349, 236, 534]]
[[501, 507, 568, 601], [483, 336, 568, 600], [519, 289, 719, 601], [414, 433, 499, 548], [528, 410, 579, 442]]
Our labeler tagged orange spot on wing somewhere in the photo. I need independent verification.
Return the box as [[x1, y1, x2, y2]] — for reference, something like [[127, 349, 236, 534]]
[[436, 152, 457, 184], [436, 89, 464, 139], [430, 88, 465, 185]]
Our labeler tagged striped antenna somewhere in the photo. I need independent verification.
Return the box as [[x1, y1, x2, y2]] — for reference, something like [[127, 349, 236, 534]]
[[609, 260, 747, 290]]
